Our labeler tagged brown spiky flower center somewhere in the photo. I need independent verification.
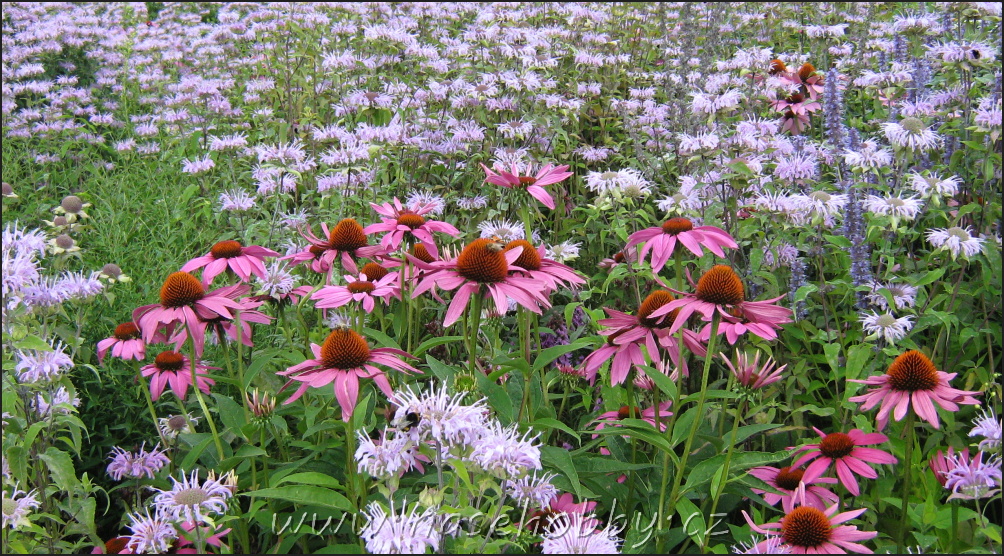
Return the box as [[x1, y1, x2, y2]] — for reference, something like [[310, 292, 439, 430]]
[[155, 351, 185, 371], [160, 272, 205, 308], [518, 176, 537, 185], [781, 506, 832, 549], [886, 350, 939, 391], [695, 265, 745, 306], [775, 466, 806, 491], [319, 328, 371, 369], [637, 290, 677, 328], [769, 59, 787, 75], [818, 432, 855, 459], [617, 406, 642, 420], [797, 62, 816, 82], [411, 244, 435, 263], [328, 219, 368, 252], [309, 245, 327, 259], [348, 281, 376, 294], [210, 240, 243, 259], [361, 262, 389, 281], [661, 217, 694, 235], [504, 240, 541, 271], [396, 212, 426, 229], [456, 239, 508, 283], [114, 322, 141, 340]]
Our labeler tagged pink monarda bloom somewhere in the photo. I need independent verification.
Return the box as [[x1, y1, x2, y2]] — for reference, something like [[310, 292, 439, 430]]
[[747, 465, 839, 513], [502, 239, 587, 294], [96, 322, 145, 365], [592, 402, 673, 433], [722, 351, 786, 389], [278, 327, 418, 422], [312, 272, 399, 313], [410, 238, 551, 327], [363, 198, 460, 259], [790, 428, 898, 496], [626, 217, 738, 273], [180, 240, 280, 287], [848, 350, 981, 430], [283, 218, 373, 275], [133, 272, 244, 357], [480, 161, 572, 210], [649, 265, 792, 338], [582, 290, 706, 386], [141, 351, 217, 401], [743, 504, 877, 554]]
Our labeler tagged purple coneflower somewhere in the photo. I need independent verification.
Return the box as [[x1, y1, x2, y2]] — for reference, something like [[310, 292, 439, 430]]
[[747, 465, 839, 513], [363, 198, 460, 258], [480, 161, 572, 210], [97, 322, 145, 365], [625, 217, 738, 273], [180, 240, 280, 287], [790, 428, 897, 496], [141, 351, 217, 401], [743, 504, 877, 554]]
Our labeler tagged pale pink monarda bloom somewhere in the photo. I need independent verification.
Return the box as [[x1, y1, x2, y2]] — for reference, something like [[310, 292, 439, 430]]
[[480, 161, 572, 210], [747, 465, 839, 513], [141, 351, 217, 401], [363, 198, 459, 258], [502, 239, 586, 294], [790, 428, 897, 496], [721, 351, 786, 389], [311, 272, 399, 313], [848, 350, 981, 431], [133, 272, 244, 357], [96, 322, 145, 365], [649, 265, 792, 338], [409, 238, 551, 327], [930, 446, 969, 487], [180, 240, 280, 287], [743, 504, 877, 554], [278, 327, 418, 422], [625, 217, 737, 273], [581, 290, 706, 386]]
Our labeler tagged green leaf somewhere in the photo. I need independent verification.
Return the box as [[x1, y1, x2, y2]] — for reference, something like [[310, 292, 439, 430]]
[[412, 336, 463, 358], [844, 344, 872, 383], [212, 394, 247, 437], [530, 418, 579, 443], [425, 355, 457, 382], [476, 370, 513, 424], [14, 334, 53, 351], [39, 447, 79, 491], [533, 342, 589, 372], [640, 364, 677, 399], [915, 268, 946, 287], [675, 497, 706, 547], [247, 486, 353, 512], [541, 446, 583, 498], [362, 327, 402, 351], [277, 472, 342, 490]]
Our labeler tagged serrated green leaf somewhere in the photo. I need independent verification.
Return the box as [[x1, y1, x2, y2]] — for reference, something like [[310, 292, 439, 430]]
[[541, 446, 583, 498], [39, 447, 79, 491], [247, 485, 353, 512]]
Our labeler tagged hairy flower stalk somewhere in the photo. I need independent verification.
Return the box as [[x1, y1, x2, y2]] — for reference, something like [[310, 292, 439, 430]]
[[824, 68, 845, 148], [840, 177, 872, 309]]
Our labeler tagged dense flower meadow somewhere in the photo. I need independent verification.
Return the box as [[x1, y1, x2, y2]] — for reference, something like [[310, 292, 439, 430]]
[[2, 2, 1002, 554]]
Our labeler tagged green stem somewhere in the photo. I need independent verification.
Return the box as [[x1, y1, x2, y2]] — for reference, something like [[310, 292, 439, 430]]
[[136, 360, 169, 448], [469, 292, 483, 376], [665, 314, 720, 526], [897, 411, 916, 553], [705, 398, 745, 553], [187, 327, 225, 460]]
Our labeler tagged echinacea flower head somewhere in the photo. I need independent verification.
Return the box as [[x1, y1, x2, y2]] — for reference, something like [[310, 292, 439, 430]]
[[650, 265, 792, 337], [791, 428, 897, 496], [124, 510, 177, 554], [360, 502, 441, 555], [723, 351, 787, 390], [284, 219, 372, 275], [180, 240, 280, 286], [411, 238, 551, 327], [480, 161, 572, 210], [132, 272, 243, 357], [859, 311, 913, 344], [96, 322, 145, 365], [592, 402, 674, 433], [944, 451, 1002, 500], [970, 409, 1002, 450], [153, 470, 232, 524], [926, 226, 985, 260], [311, 272, 399, 313], [363, 198, 460, 258], [278, 327, 418, 422], [743, 504, 877, 554], [503, 240, 587, 293], [849, 350, 981, 430], [625, 217, 738, 272], [883, 117, 941, 152], [747, 466, 839, 513], [542, 513, 622, 554], [2, 487, 40, 530], [140, 351, 217, 401]]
